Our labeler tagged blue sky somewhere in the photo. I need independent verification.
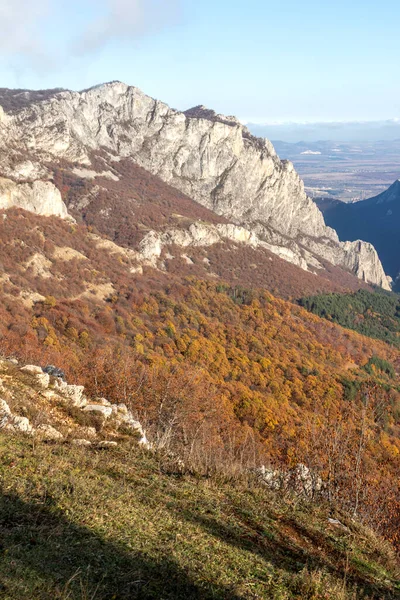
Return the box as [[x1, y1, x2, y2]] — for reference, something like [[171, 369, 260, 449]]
[[1, 0, 399, 122]]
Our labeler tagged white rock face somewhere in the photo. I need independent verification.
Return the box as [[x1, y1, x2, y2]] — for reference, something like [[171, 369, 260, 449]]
[[135, 221, 310, 272], [54, 381, 87, 407], [0, 81, 390, 288], [298, 235, 391, 289], [0, 178, 68, 218]]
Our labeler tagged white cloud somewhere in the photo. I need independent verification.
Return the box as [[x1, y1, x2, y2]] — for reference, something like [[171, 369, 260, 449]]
[[0, 0, 181, 72], [0, 0, 51, 63], [76, 0, 181, 54]]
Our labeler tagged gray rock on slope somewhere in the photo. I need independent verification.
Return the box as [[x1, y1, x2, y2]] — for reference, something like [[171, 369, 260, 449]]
[[0, 81, 390, 289], [0, 178, 68, 218]]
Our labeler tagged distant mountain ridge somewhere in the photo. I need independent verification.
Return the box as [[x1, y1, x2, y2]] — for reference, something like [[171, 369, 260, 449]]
[[246, 119, 400, 142], [317, 179, 400, 281]]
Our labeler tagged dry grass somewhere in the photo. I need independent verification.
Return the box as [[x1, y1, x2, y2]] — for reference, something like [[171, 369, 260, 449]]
[[0, 432, 398, 600]]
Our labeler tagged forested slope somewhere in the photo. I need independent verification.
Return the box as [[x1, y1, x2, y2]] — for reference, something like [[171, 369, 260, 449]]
[[0, 209, 399, 549]]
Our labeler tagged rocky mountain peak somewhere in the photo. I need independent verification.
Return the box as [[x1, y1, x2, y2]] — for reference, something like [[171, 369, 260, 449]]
[[0, 81, 391, 289]]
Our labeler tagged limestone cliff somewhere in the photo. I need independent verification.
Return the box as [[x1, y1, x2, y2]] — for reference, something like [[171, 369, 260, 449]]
[[0, 81, 390, 289], [0, 178, 68, 218]]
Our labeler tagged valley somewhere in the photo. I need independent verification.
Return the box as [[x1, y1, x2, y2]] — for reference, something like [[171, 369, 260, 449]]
[[268, 139, 400, 202]]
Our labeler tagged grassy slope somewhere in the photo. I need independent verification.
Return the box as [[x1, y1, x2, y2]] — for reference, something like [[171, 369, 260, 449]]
[[0, 434, 399, 600]]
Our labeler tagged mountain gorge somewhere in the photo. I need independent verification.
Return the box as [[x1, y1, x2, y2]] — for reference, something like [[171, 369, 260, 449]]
[[0, 82, 390, 289], [317, 180, 400, 284]]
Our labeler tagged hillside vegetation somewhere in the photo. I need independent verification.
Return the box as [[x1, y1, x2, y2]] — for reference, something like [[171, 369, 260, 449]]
[[0, 209, 399, 554], [52, 158, 372, 299], [1, 433, 399, 600], [299, 289, 400, 348]]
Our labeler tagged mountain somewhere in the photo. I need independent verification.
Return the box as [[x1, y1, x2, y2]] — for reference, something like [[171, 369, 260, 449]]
[[0, 81, 390, 290], [0, 83, 399, 593], [317, 180, 400, 281]]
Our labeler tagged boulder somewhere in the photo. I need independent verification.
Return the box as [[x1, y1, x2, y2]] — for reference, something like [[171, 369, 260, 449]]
[[98, 441, 118, 449], [80, 426, 97, 438], [19, 365, 50, 388], [257, 465, 285, 491], [0, 399, 11, 429], [9, 416, 32, 433], [83, 404, 113, 418], [20, 365, 43, 375], [54, 380, 87, 407], [0, 399, 11, 416], [35, 373, 50, 389], [71, 438, 92, 447], [36, 424, 63, 440], [95, 397, 112, 407]]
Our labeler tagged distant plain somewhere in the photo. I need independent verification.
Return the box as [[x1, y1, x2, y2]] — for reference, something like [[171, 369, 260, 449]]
[[268, 140, 400, 202]]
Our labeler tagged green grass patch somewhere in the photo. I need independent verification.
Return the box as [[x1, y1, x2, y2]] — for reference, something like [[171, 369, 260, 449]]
[[0, 434, 399, 599]]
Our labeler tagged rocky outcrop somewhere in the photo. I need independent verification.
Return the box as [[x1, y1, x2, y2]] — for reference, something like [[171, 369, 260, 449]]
[[258, 463, 323, 498], [0, 81, 390, 288], [135, 222, 309, 271], [3, 359, 151, 449], [0, 177, 68, 218], [83, 404, 113, 418], [298, 236, 390, 289], [54, 380, 87, 407]]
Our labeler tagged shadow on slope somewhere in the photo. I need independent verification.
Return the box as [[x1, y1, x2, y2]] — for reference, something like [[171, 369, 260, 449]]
[[165, 493, 399, 600], [0, 492, 242, 600]]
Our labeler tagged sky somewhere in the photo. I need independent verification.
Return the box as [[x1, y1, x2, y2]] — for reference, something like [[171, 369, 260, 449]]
[[1, 0, 400, 123]]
